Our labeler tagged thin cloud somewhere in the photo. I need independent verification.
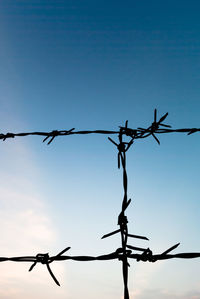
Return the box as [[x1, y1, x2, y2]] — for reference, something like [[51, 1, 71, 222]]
[[0, 141, 68, 298], [132, 288, 200, 299]]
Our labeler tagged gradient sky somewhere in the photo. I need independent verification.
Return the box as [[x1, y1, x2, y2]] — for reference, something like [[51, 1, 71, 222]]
[[0, 1, 200, 298]]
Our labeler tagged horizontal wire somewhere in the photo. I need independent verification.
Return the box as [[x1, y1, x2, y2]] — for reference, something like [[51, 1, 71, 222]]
[[0, 127, 199, 142]]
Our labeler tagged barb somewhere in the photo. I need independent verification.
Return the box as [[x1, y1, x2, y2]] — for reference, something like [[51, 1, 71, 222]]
[[43, 129, 75, 145], [29, 253, 60, 286], [108, 135, 133, 169], [137, 109, 171, 144], [29, 247, 71, 286]]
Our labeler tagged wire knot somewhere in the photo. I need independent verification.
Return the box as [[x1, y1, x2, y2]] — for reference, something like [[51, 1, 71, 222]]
[[118, 213, 128, 226], [43, 128, 75, 144], [29, 252, 61, 286], [136, 248, 156, 263], [119, 120, 138, 138], [138, 109, 171, 144], [116, 248, 131, 258], [43, 130, 59, 145], [29, 253, 50, 271], [108, 134, 133, 168], [2, 133, 15, 141], [36, 253, 50, 264]]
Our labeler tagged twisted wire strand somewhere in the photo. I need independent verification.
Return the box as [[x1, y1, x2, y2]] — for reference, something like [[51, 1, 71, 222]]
[[0, 249, 199, 287], [1, 250, 199, 264], [0, 110, 199, 144]]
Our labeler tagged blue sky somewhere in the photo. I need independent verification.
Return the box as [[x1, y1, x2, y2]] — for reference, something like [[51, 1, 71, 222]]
[[0, 1, 200, 298]]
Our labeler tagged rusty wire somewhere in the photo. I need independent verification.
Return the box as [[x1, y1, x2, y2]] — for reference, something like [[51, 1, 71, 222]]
[[0, 109, 200, 298]]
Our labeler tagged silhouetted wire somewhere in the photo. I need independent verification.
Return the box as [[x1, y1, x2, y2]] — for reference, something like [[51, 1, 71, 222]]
[[0, 249, 200, 286], [0, 109, 199, 144], [0, 109, 200, 299]]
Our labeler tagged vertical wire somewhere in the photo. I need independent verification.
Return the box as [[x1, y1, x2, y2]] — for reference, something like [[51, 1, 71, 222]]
[[119, 141, 130, 299]]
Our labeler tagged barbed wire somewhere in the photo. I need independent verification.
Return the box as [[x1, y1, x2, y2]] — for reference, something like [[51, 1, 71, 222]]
[[1, 247, 199, 287], [0, 109, 199, 145], [1, 109, 200, 299]]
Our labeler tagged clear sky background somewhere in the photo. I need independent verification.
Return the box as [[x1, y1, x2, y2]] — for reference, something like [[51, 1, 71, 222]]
[[0, 0, 200, 298]]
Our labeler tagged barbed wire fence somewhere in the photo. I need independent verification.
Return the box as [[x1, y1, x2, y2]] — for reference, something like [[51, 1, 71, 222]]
[[1, 109, 200, 299]]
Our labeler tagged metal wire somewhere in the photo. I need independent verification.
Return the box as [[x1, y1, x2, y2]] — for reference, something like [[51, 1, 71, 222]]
[[0, 109, 199, 145], [0, 109, 200, 298]]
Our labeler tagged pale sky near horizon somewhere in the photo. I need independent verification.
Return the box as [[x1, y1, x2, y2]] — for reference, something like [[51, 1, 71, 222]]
[[0, 1, 200, 298]]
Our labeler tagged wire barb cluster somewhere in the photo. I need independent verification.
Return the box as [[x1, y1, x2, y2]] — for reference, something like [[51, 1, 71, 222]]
[[0, 109, 200, 299]]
